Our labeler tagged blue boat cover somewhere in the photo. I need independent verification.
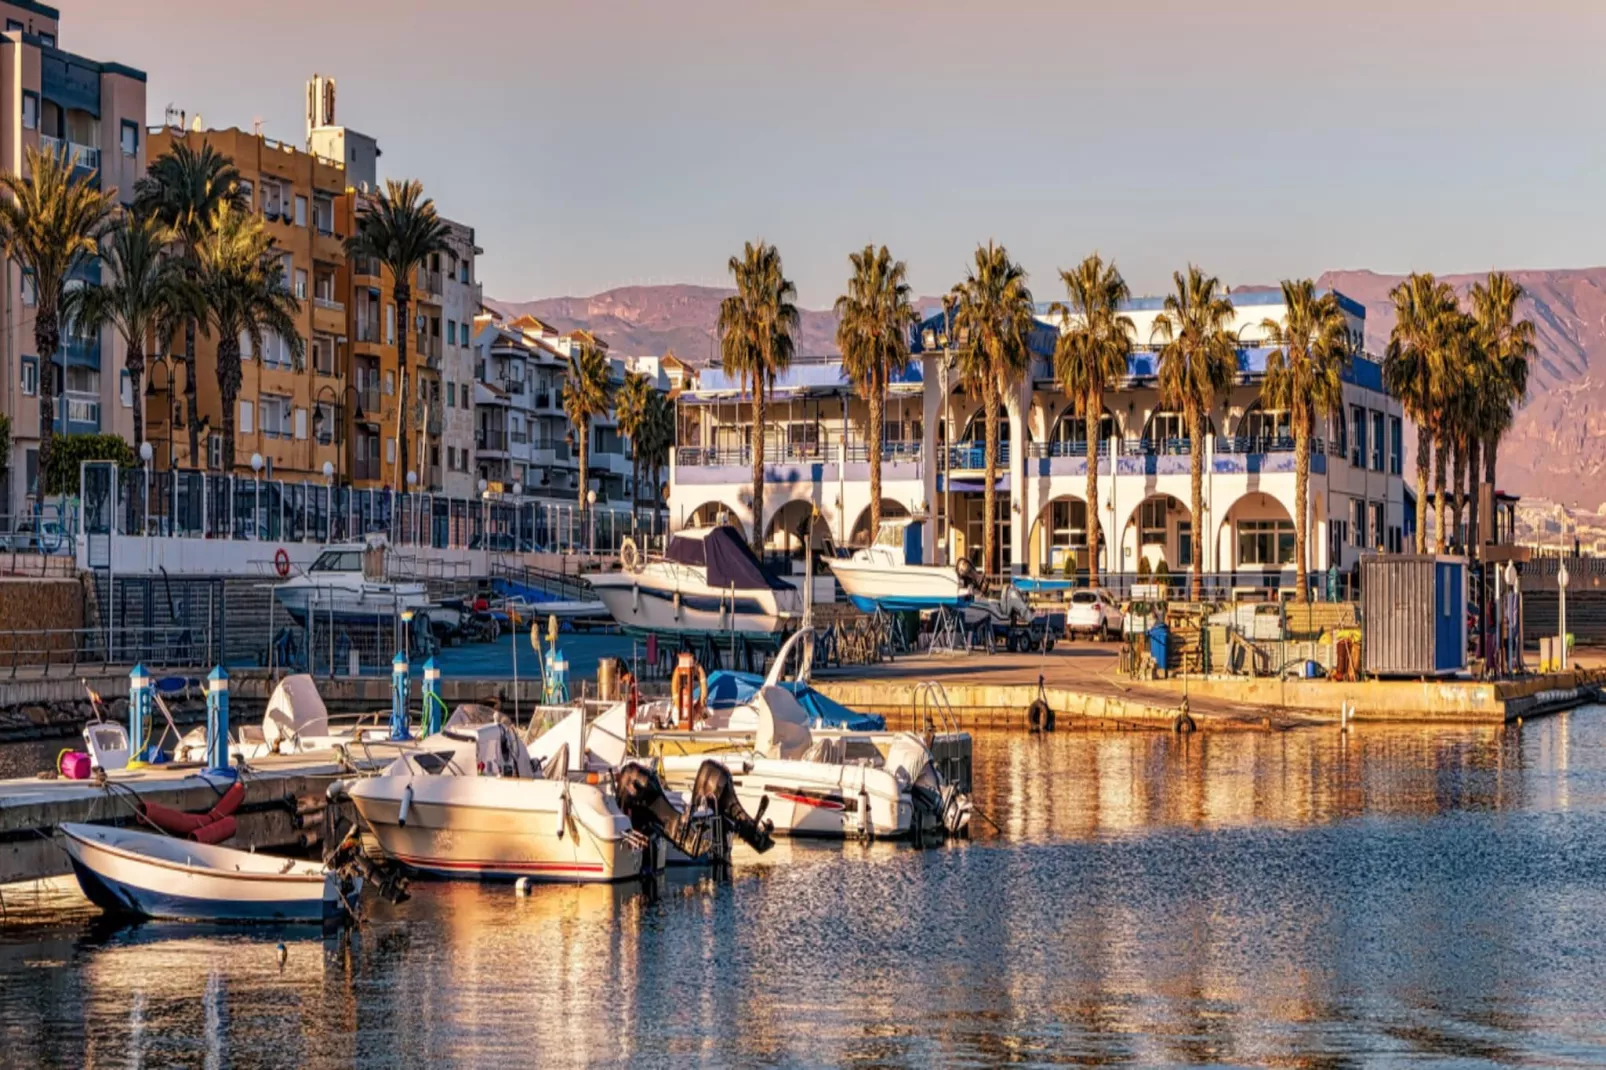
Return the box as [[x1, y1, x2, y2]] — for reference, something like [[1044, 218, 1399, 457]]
[[1012, 577, 1073, 593], [704, 670, 885, 730]]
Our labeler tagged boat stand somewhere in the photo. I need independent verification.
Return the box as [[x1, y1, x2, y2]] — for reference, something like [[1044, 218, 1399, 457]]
[[926, 606, 969, 655], [870, 607, 911, 660]]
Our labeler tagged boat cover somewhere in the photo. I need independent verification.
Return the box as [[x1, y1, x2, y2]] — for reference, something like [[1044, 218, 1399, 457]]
[[666, 526, 794, 591], [704, 670, 885, 731]]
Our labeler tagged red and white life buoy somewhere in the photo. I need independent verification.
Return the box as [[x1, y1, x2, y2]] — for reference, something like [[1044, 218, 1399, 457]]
[[274, 548, 291, 577]]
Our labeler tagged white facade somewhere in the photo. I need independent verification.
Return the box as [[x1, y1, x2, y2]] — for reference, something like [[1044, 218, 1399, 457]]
[[668, 288, 1407, 589], [437, 218, 481, 499]]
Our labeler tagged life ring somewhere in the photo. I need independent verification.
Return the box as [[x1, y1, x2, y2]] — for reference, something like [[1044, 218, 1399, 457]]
[[620, 537, 642, 574], [274, 548, 291, 577], [669, 656, 709, 727]]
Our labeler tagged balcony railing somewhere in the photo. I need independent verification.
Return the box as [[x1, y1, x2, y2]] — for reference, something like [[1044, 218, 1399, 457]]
[[534, 392, 553, 409], [416, 334, 442, 366], [502, 379, 527, 396], [353, 256, 382, 279], [358, 387, 381, 414], [40, 135, 99, 173], [418, 269, 443, 295], [841, 440, 921, 463], [946, 441, 1010, 469], [478, 428, 508, 452], [1027, 440, 1114, 459], [510, 429, 530, 445], [355, 319, 380, 344], [314, 296, 345, 314]]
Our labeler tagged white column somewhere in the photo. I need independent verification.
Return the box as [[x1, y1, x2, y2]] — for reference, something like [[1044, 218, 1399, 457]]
[[920, 356, 940, 564], [1007, 379, 1029, 575]]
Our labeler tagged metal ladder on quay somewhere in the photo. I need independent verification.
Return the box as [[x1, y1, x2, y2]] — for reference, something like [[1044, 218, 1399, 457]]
[[910, 680, 972, 794]]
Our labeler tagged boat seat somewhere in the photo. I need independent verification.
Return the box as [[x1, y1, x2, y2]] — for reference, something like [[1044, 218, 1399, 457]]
[[545, 743, 569, 781], [807, 737, 846, 765], [237, 725, 266, 746]]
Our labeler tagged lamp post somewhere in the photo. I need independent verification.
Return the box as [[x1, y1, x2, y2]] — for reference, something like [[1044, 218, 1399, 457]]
[[250, 453, 264, 539], [144, 355, 185, 471], [512, 481, 524, 551], [138, 441, 152, 536], [322, 460, 335, 541], [405, 469, 418, 545], [313, 384, 362, 487], [587, 489, 597, 556], [478, 477, 490, 569]]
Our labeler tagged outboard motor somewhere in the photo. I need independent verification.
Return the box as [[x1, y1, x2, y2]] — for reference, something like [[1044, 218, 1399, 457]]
[[955, 557, 982, 595], [615, 760, 774, 861]]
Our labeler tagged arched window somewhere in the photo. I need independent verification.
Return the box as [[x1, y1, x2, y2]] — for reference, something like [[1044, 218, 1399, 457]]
[[1048, 406, 1118, 456], [959, 411, 1009, 445], [1138, 410, 1215, 454], [1238, 402, 1291, 448]]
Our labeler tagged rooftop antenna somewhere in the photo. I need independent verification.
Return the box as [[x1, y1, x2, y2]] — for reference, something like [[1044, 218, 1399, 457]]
[[252, 116, 264, 136]]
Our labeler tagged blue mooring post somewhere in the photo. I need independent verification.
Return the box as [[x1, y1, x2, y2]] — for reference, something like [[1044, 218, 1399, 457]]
[[205, 666, 236, 778], [390, 652, 411, 740], [128, 663, 152, 767], [422, 657, 442, 736]]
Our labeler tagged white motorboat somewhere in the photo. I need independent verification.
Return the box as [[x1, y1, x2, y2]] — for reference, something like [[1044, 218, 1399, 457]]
[[60, 822, 356, 924], [960, 585, 1033, 630], [273, 535, 431, 627], [340, 706, 773, 883], [653, 631, 972, 840], [587, 525, 802, 641], [829, 518, 978, 613]]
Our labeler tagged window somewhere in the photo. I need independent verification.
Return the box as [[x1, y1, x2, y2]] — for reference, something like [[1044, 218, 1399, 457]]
[[294, 195, 307, 228], [20, 356, 37, 396], [120, 119, 138, 157], [294, 268, 307, 300], [384, 371, 395, 396], [5, 19, 22, 32], [120, 370, 133, 408], [1237, 519, 1294, 566], [238, 179, 253, 211], [1350, 405, 1365, 467], [259, 395, 293, 438], [207, 435, 221, 470], [37, 32, 53, 47], [1334, 410, 1347, 458], [386, 437, 396, 464], [21, 271, 36, 307], [240, 399, 254, 435], [21, 91, 38, 131], [446, 445, 456, 471], [385, 304, 395, 345], [1350, 498, 1366, 548], [460, 322, 470, 345], [238, 330, 254, 362], [1388, 416, 1403, 476], [294, 406, 308, 440], [1370, 502, 1385, 550], [312, 335, 336, 376], [1370, 411, 1384, 471], [314, 402, 336, 445], [462, 387, 470, 410], [313, 196, 333, 236], [1139, 499, 1168, 547], [446, 381, 456, 407]]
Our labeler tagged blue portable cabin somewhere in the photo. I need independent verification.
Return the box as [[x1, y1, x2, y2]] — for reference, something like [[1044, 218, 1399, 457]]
[[1360, 554, 1467, 677]]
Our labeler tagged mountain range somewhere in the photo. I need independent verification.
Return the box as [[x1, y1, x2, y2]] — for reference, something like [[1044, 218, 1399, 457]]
[[490, 268, 1606, 510]]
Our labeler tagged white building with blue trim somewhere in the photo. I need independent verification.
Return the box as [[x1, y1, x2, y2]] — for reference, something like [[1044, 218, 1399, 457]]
[[668, 288, 1408, 593]]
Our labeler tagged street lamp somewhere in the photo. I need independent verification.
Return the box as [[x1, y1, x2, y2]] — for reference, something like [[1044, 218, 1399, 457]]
[[139, 441, 153, 536], [405, 469, 418, 545], [587, 488, 598, 556], [250, 453, 264, 540], [322, 460, 335, 541], [512, 482, 524, 551], [314, 383, 363, 487], [145, 355, 186, 470]]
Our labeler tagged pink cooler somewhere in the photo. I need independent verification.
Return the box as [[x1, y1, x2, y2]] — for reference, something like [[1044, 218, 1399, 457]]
[[58, 752, 92, 780]]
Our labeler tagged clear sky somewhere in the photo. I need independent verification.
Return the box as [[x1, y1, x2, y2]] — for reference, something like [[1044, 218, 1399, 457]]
[[62, 0, 1606, 307]]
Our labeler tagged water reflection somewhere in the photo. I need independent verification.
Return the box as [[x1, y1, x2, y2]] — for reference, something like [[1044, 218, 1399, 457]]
[[1, 711, 1605, 1067]]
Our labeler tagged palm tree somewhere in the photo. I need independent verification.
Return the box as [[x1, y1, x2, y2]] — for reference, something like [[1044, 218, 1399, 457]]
[[75, 212, 191, 453], [135, 140, 244, 466], [614, 370, 654, 525], [718, 241, 797, 552], [834, 244, 917, 541], [344, 179, 450, 488], [562, 342, 613, 515], [1383, 272, 1459, 553], [1152, 265, 1238, 601], [0, 147, 119, 480], [1049, 253, 1134, 587], [1469, 272, 1536, 544], [951, 241, 1035, 578], [639, 390, 676, 535], [1259, 280, 1350, 601], [193, 207, 302, 472]]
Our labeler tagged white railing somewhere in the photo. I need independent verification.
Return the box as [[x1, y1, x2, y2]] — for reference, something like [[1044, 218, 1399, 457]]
[[40, 135, 100, 172]]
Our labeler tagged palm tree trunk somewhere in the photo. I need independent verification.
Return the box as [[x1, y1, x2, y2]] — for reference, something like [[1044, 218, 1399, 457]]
[[1433, 431, 1449, 554], [128, 347, 145, 454], [1188, 404, 1204, 601], [1451, 436, 1466, 551], [1084, 384, 1101, 589], [184, 319, 199, 466], [1484, 434, 1500, 543], [868, 371, 883, 543], [217, 340, 241, 475], [35, 309, 58, 487], [1415, 424, 1431, 553], [1466, 437, 1482, 554], [750, 384, 765, 553], [578, 417, 589, 534], [1294, 421, 1310, 603], [983, 382, 999, 579], [394, 292, 411, 489]]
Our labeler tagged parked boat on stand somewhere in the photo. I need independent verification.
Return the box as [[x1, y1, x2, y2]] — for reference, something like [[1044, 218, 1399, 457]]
[[829, 518, 979, 613], [272, 535, 432, 629], [587, 525, 801, 645]]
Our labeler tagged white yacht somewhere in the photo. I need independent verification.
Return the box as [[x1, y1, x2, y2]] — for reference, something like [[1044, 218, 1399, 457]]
[[587, 525, 802, 641], [273, 535, 431, 627], [829, 518, 978, 613]]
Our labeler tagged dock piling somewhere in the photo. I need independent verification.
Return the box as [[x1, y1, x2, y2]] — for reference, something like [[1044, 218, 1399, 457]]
[[422, 657, 442, 735], [391, 652, 411, 741], [128, 663, 153, 766], [205, 666, 235, 778]]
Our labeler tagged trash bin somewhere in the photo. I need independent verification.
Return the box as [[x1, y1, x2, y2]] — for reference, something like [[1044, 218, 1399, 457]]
[[1146, 622, 1171, 678]]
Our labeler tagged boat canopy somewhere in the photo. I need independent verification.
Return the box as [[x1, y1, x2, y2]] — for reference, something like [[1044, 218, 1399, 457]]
[[666, 526, 794, 591], [704, 669, 885, 731]]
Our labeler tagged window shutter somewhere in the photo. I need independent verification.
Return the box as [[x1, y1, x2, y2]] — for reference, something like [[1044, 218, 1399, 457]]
[[295, 407, 307, 440], [240, 400, 254, 434]]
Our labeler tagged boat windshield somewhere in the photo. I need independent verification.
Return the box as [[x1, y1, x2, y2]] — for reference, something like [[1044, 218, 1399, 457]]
[[309, 550, 363, 573], [873, 521, 909, 548]]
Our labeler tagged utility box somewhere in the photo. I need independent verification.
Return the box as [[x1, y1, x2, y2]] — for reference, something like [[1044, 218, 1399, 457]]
[[1361, 554, 1467, 677]]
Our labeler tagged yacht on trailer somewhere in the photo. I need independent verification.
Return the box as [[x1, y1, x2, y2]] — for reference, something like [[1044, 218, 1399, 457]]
[[828, 517, 979, 613], [587, 524, 802, 642], [273, 535, 431, 627]]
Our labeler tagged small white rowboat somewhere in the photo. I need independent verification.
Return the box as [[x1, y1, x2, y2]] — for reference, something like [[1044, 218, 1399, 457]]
[[60, 823, 354, 924]]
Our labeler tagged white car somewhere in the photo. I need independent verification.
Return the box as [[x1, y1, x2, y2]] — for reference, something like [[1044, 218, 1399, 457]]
[[1064, 588, 1124, 640]]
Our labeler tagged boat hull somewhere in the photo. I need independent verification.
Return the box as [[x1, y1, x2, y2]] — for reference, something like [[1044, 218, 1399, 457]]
[[588, 569, 794, 640], [61, 826, 341, 923], [274, 582, 431, 627], [659, 757, 912, 839], [829, 559, 969, 613], [348, 776, 648, 883]]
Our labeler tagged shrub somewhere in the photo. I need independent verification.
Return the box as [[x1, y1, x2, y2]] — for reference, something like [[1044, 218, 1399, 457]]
[[43, 434, 136, 496]]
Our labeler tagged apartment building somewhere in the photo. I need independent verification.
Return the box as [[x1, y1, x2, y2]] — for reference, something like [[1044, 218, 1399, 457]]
[[144, 124, 347, 482], [0, 0, 145, 513], [670, 288, 1408, 586], [436, 219, 481, 498]]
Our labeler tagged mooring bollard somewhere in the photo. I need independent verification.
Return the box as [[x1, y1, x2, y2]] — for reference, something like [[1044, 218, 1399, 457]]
[[390, 652, 411, 741], [128, 663, 153, 767], [422, 656, 442, 735], [205, 666, 236, 778]]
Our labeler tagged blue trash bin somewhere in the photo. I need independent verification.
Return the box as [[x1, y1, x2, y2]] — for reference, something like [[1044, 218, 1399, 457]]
[[1146, 622, 1171, 677]]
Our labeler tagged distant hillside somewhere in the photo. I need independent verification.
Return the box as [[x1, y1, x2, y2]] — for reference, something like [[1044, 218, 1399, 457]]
[[493, 268, 1606, 509]]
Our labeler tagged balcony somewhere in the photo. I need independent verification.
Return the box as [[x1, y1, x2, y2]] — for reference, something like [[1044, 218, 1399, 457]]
[[312, 296, 345, 335], [477, 428, 508, 454], [415, 333, 442, 369], [533, 391, 553, 410], [55, 391, 100, 433], [352, 256, 383, 282], [358, 386, 381, 415], [313, 230, 345, 265], [945, 441, 1009, 470], [40, 135, 100, 176], [417, 268, 443, 297], [355, 318, 382, 346], [353, 456, 381, 483]]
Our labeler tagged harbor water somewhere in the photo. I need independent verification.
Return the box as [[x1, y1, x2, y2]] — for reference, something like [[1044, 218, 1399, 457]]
[[3, 711, 1605, 1067]]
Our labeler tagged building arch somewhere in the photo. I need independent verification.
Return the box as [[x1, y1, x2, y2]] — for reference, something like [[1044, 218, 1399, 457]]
[[1233, 400, 1292, 444], [763, 499, 816, 558], [959, 410, 1010, 445], [1218, 491, 1296, 573], [1139, 409, 1216, 450], [682, 499, 748, 542], [1046, 404, 1120, 453], [1028, 493, 1105, 576], [1119, 493, 1193, 573]]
